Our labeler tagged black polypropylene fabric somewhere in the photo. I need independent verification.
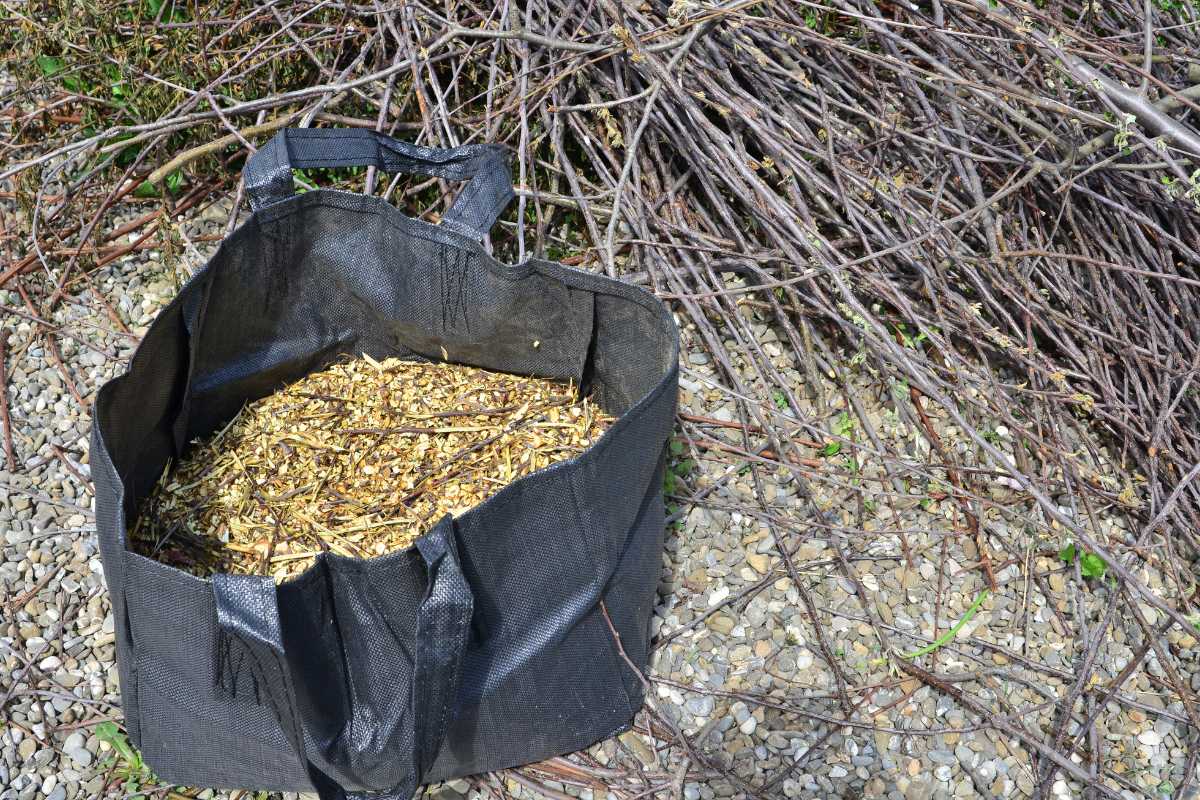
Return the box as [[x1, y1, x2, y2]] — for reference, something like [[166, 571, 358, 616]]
[[90, 128, 679, 797]]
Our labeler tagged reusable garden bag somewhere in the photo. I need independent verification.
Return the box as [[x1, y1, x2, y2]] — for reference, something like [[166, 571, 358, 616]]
[[90, 128, 679, 797]]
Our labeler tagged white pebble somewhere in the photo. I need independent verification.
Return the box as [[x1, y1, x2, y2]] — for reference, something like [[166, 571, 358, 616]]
[[1137, 730, 1162, 747]]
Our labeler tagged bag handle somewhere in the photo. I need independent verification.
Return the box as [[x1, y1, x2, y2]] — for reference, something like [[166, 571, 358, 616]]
[[212, 518, 473, 799], [243, 128, 514, 241]]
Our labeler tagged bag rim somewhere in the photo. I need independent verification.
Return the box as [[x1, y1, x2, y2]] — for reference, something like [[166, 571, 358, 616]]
[[93, 186, 680, 586]]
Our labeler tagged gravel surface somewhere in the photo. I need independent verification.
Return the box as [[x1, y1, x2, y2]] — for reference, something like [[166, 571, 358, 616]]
[[2, 200, 1197, 800]]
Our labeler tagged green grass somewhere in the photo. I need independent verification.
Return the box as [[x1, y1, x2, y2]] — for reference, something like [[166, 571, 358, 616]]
[[95, 722, 157, 798], [898, 588, 990, 662]]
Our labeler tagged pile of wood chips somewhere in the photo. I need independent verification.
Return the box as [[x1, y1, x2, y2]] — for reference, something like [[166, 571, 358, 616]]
[[130, 355, 613, 581]]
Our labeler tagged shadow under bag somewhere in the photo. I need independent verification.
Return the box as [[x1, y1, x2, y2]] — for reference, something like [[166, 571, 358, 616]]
[[91, 128, 679, 798]]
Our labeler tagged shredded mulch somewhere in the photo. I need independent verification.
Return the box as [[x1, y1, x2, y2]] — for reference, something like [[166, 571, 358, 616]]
[[130, 356, 612, 580]]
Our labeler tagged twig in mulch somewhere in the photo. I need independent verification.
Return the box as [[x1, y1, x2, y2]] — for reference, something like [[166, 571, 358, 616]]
[[0, 332, 14, 472], [909, 386, 998, 590], [896, 658, 1124, 800], [50, 444, 91, 492], [4, 563, 63, 618]]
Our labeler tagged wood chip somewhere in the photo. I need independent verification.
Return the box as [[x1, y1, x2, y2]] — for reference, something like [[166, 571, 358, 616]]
[[131, 356, 613, 581]]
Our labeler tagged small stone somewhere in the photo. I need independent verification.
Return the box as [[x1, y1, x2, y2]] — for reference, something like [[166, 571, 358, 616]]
[[18, 738, 36, 760], [905, 779, 933, 800], [686, 695, 715, 717], [56, 671, 82, 689], [739, 715, 757, 736], [1138, 730, 1162, 747], [745, 553, 770, 574], [618, 731, 657, 768]]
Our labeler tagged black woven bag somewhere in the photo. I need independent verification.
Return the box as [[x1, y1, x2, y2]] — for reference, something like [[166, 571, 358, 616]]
[[90, 128, 678, 798]]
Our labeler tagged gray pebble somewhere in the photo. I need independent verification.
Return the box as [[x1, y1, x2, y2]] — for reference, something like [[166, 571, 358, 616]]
[[686, 695, 714, 717]]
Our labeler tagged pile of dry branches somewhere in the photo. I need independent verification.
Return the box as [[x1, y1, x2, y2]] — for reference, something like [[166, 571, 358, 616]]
[[3, 0, 1199, 796]]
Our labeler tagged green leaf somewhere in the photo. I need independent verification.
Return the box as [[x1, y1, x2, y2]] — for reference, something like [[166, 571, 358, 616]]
[[833, 411, 854, 438], [115, 143, 142, 168], [133, 171, 184, 198], [36, 55, 82, 92], [144, 0, 188, 21], [113, 735, 139, 766], [673, 458, 696, 478], [818, 441, 842, 457], [669, 439, 684, 456], [37, 55, 65, 76], [772, 390, 787, 411], [1080, 552, 1107, 580], [95, 721, 138, 765], [292, 168, 316, 192], [1059, 542, 1107, 580]]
